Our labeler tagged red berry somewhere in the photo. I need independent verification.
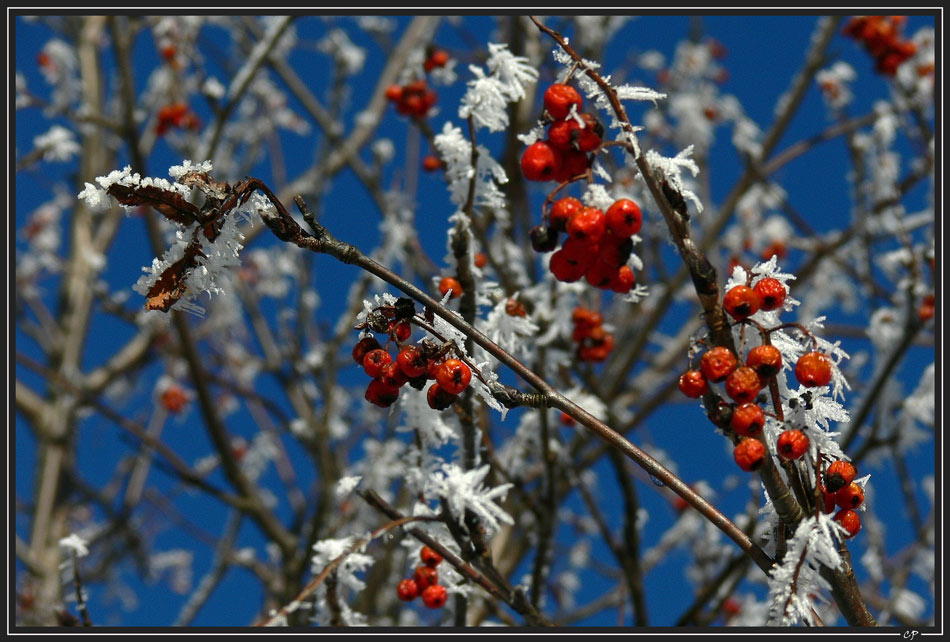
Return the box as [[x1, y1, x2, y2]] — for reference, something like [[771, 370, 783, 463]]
[[424, 48, 449, 71], [439, 276, 463, 299], [160, 385, 188, 413], [700, 346, 738, 383], [776, 429, 809, 460], [753, 277, 786, 311], [549, 247, 590, 283], [824, 460, 857, 493], [723, 285, 762, 321], [835, 482, 865, 510], [390, 319, 412, 342], [731, 402, 765, 436], [605, 199, 643, 238], [549, 197, 584, 232], [547, 118, 582, 150], [553, 148, 591, 183], [363, 348, 392, 378], [385, 84, 404, 102], [733, 438, 766, 472], [573, 113, 604, 152], [420, 546, 443, 567], [473, 252, 488, 268], [421, 584, 448, 609], [609, 265, 636, 293], [566, 207, 606, 243], [422, 155, 443, 172], [678, 370, 709, 398], [426, 383, 457, 411], [353, 336, 382, 365], [724, 366, 762, 404], [834, 508, 862, 538], [365, 377, 400, 407], [397, 345, 429, 379], [379, 361, 410, 388], [397, 578, 420, 601], [435, 359, 472, 395], [543, 83, 583, 120], [918, 293, 935, 322], [722, 598, 742, 618], [521, 141, 562, 182], [413, 565, 438, 590], [505, 298, 527, 317], [598, 232, 634, 267], [795, 352, 832, 388], [584, 260, 617, 289], [746, 344, 783, 379]]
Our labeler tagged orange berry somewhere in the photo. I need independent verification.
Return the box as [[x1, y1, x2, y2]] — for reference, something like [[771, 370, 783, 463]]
[[543, 83, 583, 120], [834, 508, 862, 538], [724, 366, 762, 404], [435, 359, 471, 395], [678, 370, 709, 399], [776, 429, 809, 460], [397, 578, 420, 601], [723, 285, 762, 321], [835, 482, 865, 510], [746, 344, 783, 379], [700, 346, 738, 383], [734, 438, 766, 472], [438, 276, 463, 299], [731, 402, 765, 437], [795, 352, 832, 388], [824, 460, 857, 493], [521, 140, 562, 182], [753, 277, 787, 311], [160, 385, 188, 413], [421, 584, 448, 609]]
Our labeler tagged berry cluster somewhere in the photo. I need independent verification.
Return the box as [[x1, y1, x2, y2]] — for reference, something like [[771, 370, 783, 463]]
[[678, 276, 839, 476], [520, 83, 602, 183], [386, 79, 438, 118], [842, 15, 917, 76], [385, 46, 450, 119], [156, 103, 199, 136], [531, 197, 639, 293], [819, 460, 863, 537], [396, 546, 449, 609], [354, 298, 473, 410], [572, 306, 614, 362]]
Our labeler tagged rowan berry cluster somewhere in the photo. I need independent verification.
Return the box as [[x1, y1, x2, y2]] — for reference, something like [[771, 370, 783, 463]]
[[386, 79, 438, 118], [155, 103, 199, 136], [396, 546, 449, 609], [678, 275, 841, 480], [842, 15, 917, 76], [520, 83, 602, 183], [572, 306, 614, 362], [530, 196, 639, 293], [385, 45, 450, 119], [354, 298, 473, 411], [821, 460, 863, 537]]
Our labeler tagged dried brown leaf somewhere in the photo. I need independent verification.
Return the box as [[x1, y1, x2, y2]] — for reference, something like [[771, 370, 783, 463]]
[[107, 184, 201, 225]]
